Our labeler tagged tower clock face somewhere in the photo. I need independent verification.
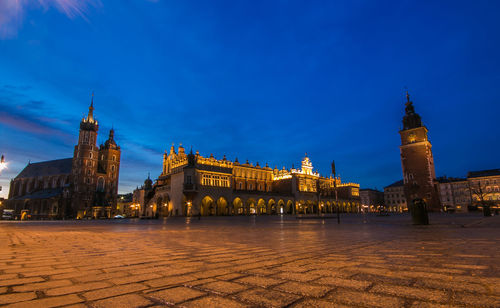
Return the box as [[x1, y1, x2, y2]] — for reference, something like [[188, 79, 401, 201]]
[[408, 133, 416, 143]]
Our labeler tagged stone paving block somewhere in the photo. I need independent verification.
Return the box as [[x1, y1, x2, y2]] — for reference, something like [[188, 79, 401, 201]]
[[328, 288, 404, 307], [45, 281, 111, 296], [145, 274, 197, 288], [275, 271, 322, 282], [5, 294, 84, 308], [13, 279, 73, 292], [147, 286, 206, 304], [414, 278, 489, 294], [198, 280, 248, 295], [90, 294, 154, 308], [181, 295, 248, 308], [191, 268, 233, 279], [0, 277, 45, 287], [314, 276, 372, 290], [235, 287, 300, 307], [410, 301, 461, 308], [73, 270, 129, 283], [0, 274, 19, 281], [445, 264, 489, 270], [292, 298, 351, 308], [0, 292, 37, 305], [82, 283, 148, 301], [451, 292, 500, 307], [371, 283, 448, 303], [183, 278, 217, 287], [275, 281, 331, 297], [109, 272, 162, 285], [51, 269, 102, 280], [235, 275, 283, 288], [21, 268, 76, 278], [216, 273, 245, 281]]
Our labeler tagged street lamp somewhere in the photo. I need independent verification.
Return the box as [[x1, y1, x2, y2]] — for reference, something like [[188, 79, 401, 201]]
[[0, 155, 6, 174]]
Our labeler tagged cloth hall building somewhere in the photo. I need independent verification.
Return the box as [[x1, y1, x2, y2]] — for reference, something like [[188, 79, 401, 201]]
[[140, 145, 360, 217]]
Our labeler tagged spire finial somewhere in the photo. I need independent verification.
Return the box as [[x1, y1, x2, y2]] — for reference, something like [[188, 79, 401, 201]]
[[406, 90, 410, 103], [148, 172, 150, 179], [86, 92, 95, 122]]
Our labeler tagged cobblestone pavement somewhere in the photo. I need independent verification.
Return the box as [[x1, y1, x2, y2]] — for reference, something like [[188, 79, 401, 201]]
[[0, 214, 499, 307]]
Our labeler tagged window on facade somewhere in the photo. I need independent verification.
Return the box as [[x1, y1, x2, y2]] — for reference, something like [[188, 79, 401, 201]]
[[186, 176, 192, 184], [112, 155, 116, 161], [249, 184, 253, 190], [201, 174, 230, 187], [97, 178, 105, 192], [111, 165, 115, 171], [87, 170, 91, 175], [90, 152, 93, 159]]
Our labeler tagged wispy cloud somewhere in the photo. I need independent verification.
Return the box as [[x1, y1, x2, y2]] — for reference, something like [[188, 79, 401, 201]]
[[0, 0, 102, 39]]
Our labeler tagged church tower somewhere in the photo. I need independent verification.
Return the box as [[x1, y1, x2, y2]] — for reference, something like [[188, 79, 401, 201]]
[[399, 92, 440, 212], [71, 94, 99, 217], [96, 128, 121, 210]]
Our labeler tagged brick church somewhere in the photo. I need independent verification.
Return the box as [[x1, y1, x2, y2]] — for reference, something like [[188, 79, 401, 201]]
[[6, 95, 121, 219]]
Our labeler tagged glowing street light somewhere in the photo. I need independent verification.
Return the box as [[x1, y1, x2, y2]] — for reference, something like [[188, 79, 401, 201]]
[[0, 155, 6, 174]]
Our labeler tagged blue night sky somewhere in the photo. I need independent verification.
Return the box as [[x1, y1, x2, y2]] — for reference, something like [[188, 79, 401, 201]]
[[1, 0, 499, 197]]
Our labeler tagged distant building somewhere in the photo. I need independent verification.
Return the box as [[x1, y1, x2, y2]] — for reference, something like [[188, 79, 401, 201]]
[[359, 188, 385, 212], [142, 146, 360, 217], [467, 169, 500, 212], [436, 177, 469, 213], [133, 175, 154, 217], [399, 92, 440, 211], [6, 96, 121, 219], [116, 193, 133, 216], [384, 180, 407, 212]]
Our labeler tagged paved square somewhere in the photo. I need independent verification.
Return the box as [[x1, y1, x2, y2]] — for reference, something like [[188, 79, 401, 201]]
[[0, 214, 499, 307]]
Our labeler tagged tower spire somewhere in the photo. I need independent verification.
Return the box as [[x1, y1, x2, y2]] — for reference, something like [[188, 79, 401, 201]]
[[406, 90, 410, 104], [86, 92, 95, 123]]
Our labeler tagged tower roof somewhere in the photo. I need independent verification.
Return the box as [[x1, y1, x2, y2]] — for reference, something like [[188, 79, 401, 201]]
[[104, 128, 119, 149], [80, 92, 99, 131], [402, 91, 422, 130]]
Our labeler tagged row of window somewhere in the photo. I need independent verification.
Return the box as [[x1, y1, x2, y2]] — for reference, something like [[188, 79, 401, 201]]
[[236, 182, 271, 191], [201, 174, 230, 187]]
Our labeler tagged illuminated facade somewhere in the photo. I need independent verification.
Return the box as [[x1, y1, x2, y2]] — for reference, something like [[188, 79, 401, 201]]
[[142, 145, 360, 217]]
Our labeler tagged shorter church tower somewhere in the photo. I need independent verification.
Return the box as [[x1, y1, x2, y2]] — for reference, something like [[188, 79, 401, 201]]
[[96, 128, 121, 211], [399, 92, 441, 212]]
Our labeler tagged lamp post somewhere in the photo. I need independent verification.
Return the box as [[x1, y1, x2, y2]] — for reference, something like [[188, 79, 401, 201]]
[[0, 155, 6, 175], [332, 160, 340, 224]]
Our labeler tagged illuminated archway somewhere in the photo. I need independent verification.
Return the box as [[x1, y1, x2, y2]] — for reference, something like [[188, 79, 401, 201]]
[[278, 199, 285, 214], [257, 199, 266, 215], [286, 200, 294, 214], [247, 198, 256, 215], [217, 197, 228, 215], [201, 196, 215, 216], [268, 199, 276, 215], [233, 197, 244, 215]]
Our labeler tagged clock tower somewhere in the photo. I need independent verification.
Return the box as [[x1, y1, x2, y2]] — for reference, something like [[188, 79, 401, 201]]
[[399, 92, 441, 212]]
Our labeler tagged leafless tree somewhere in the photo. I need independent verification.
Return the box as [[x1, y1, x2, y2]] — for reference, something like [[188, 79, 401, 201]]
[[468, 181, 492, 216]]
